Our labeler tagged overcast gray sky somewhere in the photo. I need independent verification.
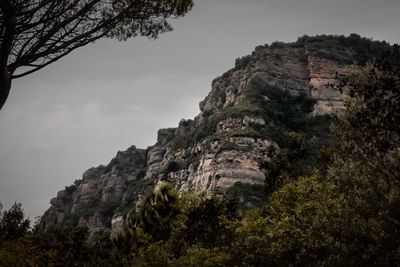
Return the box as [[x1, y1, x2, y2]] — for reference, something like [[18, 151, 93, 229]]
[[0, 0, 399, 220]]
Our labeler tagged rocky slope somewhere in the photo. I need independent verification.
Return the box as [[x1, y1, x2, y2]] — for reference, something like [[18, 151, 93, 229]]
[[41, 34, 391, 235]]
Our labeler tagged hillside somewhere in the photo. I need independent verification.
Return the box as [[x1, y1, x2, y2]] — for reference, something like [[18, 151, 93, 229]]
[[41, 34, 392, 235]]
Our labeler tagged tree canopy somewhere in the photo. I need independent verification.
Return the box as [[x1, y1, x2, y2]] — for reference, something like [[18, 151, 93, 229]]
[[0, 202, 30, 246], [0, 0, 194, 109]]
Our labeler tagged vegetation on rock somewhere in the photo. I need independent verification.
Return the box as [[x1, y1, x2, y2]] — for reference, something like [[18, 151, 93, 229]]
[[1, 36, 399, 266]]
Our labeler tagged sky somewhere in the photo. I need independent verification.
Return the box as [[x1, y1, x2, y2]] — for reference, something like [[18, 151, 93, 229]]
[[0, 0, 399, 220]]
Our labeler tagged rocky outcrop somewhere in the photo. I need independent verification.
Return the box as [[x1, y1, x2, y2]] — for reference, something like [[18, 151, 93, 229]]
[[41, 34, 391, 234], [41, 146, 148, 232]]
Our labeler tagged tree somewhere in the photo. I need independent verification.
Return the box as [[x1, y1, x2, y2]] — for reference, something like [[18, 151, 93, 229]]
[[0, 202, 30, 245], [132, 183, 180, 242], [250, 45, 400, 266], [334, 45, 400, 180], [113, 183, 181, 262], [0, 0, 194, 109]]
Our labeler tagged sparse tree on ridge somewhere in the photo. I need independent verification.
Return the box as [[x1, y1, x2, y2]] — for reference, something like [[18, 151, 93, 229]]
[[0, 0, 193, 110]]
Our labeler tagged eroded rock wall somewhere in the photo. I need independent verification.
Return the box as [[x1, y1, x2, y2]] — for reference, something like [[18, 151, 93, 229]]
[[42, 35, 389, 234]]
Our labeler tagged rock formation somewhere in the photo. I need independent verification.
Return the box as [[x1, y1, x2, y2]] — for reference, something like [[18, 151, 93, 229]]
[[41, 34, 391, 234]]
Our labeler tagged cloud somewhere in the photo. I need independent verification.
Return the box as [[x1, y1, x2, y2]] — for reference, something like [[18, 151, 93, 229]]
[[0, 73, 212, 219]]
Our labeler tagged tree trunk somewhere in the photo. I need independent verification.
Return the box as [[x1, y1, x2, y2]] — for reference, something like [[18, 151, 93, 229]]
[[0, 66, 11, 110], [0, 0, 16, 110]]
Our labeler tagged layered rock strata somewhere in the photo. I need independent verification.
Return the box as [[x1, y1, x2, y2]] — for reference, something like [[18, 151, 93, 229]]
[[41, 35, 390, 234]]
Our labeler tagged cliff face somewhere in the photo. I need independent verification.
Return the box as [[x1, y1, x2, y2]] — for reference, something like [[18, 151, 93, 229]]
[[41, 35, 390, 234]]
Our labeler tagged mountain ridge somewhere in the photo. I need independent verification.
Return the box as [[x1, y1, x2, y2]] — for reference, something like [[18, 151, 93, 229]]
[[41, 34, 392, 235]]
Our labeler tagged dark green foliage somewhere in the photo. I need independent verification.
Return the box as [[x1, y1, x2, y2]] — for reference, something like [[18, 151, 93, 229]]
[[35, 226, 91, 265], [118, 183, 180, 253], [0, 204, 117, 266], [222, 100, 263, 117], [295, 34, 392, 64], [136, 184, 180, 242], [170, 246, 230, 267], [112, 187, 241, 266], [99, 201, 120, 225], [226, 127, 262, 139], [270, 41, 287, 49], [0, 203, 30, 245], [234, 55, 252, 70], [177, 194, 239, 248], [226, 183, 266, 210], [73, 198, 100, 220], [240, 78, 318, 146], [192, 118, 216, 143], [216, 141, 241, 154], [337, 46, 400, 160], [87, 230, 116, 265], [245, 78, 318, 136], [64, 184, 77, 195], [112, 184, 181, 264], [262, 133, 310, 194], [119, 174, 155, 215], [104, 157, 119, 173], [227, 176, 345, 267], [73, 179, 83, 187], [178, 119, 194, 127], [163, 160, 185, 173], [130, 244, 172, 267]]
